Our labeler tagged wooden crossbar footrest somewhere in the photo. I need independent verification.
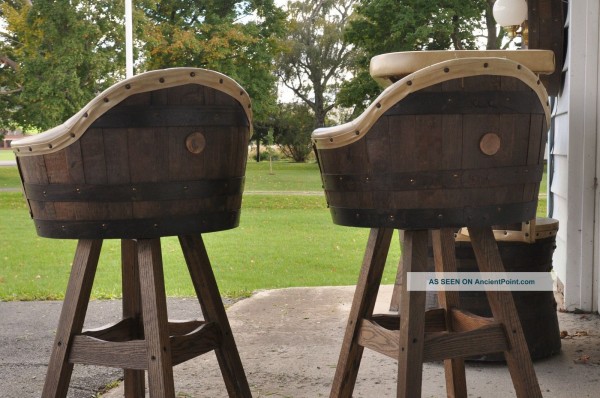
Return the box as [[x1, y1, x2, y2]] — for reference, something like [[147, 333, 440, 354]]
[[371, 308, 447, 332], [359, 309, 508, 361], [68, 319, 221, 369]]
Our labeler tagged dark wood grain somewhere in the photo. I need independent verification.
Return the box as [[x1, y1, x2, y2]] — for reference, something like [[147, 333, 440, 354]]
[[468, 227, 543, 398], [42, 240, 102, 398], [397, 230, 428, 398], [121, 239, 145, 397], [432, 229, 467, 397], [329, 228, 394, 398], [137, 239, 176, 397], [18, 83, 250, 239], [315, 76, 547, 230], [179, 234, 252, 398]]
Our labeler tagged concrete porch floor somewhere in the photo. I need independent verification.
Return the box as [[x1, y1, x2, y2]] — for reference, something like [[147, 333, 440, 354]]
[[1, 285, 599, 397]]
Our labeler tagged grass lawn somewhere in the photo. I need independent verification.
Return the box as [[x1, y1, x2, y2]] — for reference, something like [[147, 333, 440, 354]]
[[0, 167, 22, 188], [244, 160, 323, 191], [0, 160, 549, 301], [0, 150, 16, 161]]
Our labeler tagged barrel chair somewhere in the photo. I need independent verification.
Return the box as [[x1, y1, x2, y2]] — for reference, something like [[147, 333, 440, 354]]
[[312, 54, 553, 397], [13, 68, 253, 398]]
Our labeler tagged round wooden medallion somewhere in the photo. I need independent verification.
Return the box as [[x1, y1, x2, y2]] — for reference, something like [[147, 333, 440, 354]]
[[186, 132, 206, 154], [480, 133, 501, 156]]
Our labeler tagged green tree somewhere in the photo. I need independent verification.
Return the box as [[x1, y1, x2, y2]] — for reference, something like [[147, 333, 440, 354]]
[[272, 102, 314, 162], [1, 0, 125, 130], [1, 1, 285, 133], [277, 0, 357, 128], [337, 0, 493, 116], [139, 0, 286, 129]]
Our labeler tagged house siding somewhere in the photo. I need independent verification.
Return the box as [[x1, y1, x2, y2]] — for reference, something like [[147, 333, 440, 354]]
[[550, 0, 600, 312]]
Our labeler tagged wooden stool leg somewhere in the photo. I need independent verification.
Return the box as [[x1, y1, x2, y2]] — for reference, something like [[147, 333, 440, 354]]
[[468, 227, 542, 398], [122, 239, 145, 397], [389, 230, 405, 312], [178, 234, 252, 398], [397, 230, 428, 398], [431, 229, 467, 398], [137, 239, 175, 398], [42, 239, 103, 398], [330, 228, 394, 398]]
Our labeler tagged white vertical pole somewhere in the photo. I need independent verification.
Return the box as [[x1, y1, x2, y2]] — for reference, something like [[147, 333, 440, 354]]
[[125, 0, 134, 78]]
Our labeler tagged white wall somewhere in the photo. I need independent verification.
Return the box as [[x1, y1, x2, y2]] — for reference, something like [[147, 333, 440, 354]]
[[551, 0, 600, 312]]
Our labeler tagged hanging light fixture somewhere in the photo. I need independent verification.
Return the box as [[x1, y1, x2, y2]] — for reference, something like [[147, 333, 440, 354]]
[[493, 0, 529, 46]]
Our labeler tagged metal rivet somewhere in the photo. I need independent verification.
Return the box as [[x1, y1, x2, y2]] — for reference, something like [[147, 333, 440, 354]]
[[219, 78, 224, 84], [444, 67, 449, 73], [70, 133, 76, 138], [190, 72, 196, 77], [125, 84, 131, 89], [329, 138, 334, 142], [517, 65, 522, 70], [407, 80, 413, 86], [159, 77, 165, 83], [355, 130, 360, 135], [376, 103, 381, 108], [104, 97, 109, 102], [28, 147, 32, 152], [483, 62, 489, 68]]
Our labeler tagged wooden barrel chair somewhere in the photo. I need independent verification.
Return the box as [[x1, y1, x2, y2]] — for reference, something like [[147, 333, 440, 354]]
[[312, 55, 553, 397], [13, 68, 253, 398]]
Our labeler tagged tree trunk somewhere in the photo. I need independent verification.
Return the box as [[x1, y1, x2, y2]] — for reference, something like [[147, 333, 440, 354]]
[[485, 0, 500, 50]]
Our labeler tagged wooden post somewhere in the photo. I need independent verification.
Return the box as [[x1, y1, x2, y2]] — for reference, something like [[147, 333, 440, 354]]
[[432, 229, 467, 398], [468, 226, 542, 398], [397, 230, 428, 398], [42, 239, 103, 398], [179, 234, 252, 398], [137, 239, 175, 398], [330, 228, 394, 398], [122, 239, 145, 397]]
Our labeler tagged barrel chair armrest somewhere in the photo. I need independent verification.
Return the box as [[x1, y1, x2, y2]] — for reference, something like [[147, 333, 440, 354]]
[[12, 68, 253, 157], [312, 56, 552, 150], [369, 50, 555, 87]]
